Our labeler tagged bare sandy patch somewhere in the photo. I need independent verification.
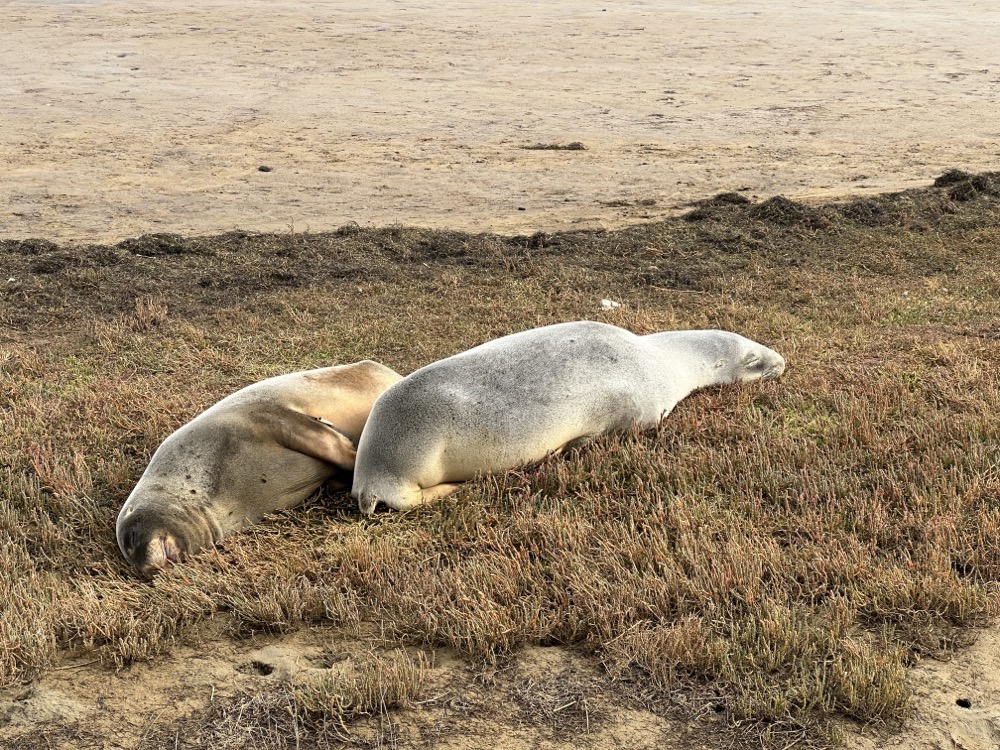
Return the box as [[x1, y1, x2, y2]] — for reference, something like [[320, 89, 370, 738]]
[[1, 621, 701, 750], [847, 627, 1000, 750]]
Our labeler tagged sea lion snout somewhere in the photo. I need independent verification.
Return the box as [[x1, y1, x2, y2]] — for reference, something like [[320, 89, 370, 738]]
[[136, 533, 185, 577], [762, 351, 786, 380], [736, 341, 786, 382], [119, 524, 187, 576], [117, 505, 211, 576]]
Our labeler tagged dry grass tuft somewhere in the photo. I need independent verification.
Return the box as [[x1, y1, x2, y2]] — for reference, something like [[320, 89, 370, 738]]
[[189, 649, 429, 749], [290, 649, 430, 720]]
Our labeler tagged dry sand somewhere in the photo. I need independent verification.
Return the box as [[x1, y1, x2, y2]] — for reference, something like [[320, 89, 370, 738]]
[[850, 627, 1000, 750], [2, 1, 1000, 748], [1, 625, 701, 749], [2, 0, 999, 243], [3, 620, 998, 749]]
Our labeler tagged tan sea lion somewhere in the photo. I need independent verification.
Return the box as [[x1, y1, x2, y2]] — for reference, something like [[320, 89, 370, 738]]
[[117, 360, 402, 575], [353, 321, 785, 514]]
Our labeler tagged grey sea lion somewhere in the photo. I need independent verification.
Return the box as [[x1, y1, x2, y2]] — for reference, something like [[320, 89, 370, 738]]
[[117, 360, 402, 575], [352, 321, 785, 514]]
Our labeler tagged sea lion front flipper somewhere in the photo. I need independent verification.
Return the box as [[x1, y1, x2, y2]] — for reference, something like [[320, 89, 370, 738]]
[[271, 410, 358, 469]]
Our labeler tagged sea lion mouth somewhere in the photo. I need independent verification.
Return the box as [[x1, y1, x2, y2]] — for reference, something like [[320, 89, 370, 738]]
[[763, 355, 787, 380], [137, 533, 185, 577], [117, 504, 216, 576]]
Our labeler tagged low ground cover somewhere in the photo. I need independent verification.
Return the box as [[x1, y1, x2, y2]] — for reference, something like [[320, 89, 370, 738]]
[[2, 172, 999, 748]]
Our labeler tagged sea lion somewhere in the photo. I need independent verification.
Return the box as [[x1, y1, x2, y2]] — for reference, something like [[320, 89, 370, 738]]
[[117, 360, 402, 575], [353, 321, 785, 514]]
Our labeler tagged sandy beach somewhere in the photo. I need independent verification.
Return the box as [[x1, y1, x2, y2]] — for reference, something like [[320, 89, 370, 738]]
[[2, 0, 998, 243]]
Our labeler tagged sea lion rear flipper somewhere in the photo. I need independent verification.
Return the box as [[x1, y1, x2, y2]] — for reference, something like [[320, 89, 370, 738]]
[[272, 411, 358, 470]]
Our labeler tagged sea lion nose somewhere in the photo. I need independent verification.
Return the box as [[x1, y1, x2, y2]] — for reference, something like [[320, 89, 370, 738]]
[[136, 533, 182, 577], [123, 524, 142, 555], [765, 353, 786, 379], [162, 533, 183, 563]]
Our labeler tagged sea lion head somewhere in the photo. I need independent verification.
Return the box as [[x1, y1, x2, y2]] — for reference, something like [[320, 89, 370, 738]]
[[116, 498, 219, 577], [729, 333, 786, 382]]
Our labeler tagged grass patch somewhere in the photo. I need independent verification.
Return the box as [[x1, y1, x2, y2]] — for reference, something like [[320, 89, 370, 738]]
[[522, 141, 588, 150], [2, 171, 1000, 747]]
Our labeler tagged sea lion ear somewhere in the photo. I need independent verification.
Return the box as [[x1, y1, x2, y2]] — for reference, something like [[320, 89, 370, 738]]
[[273, 412, 358, 470]]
